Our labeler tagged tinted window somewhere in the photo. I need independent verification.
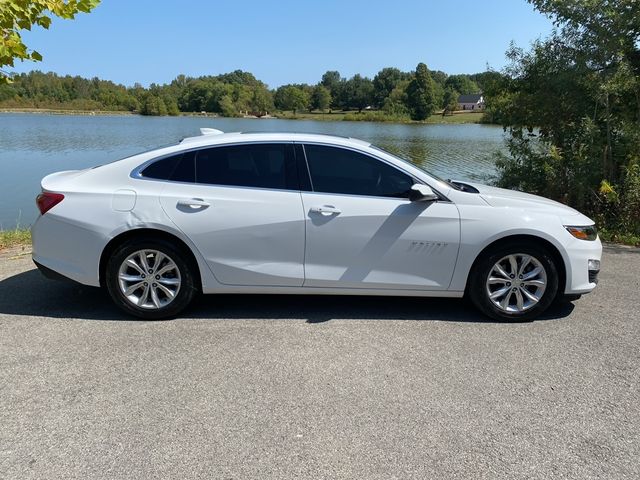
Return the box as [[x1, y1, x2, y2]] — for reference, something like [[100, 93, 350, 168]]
[[140, 154, 182, 180], [140, 152, 195, 183], [171, 151, 195, 183], [304, 144, 414, 197], [195, 144, 297, 190]]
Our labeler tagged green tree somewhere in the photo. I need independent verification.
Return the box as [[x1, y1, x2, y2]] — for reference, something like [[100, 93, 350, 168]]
[[311, 84, 331, 112], [470, 70, 505, 92], [181, 79, 211, 112], [372, 67, 408, 108], [218, 94, 237, 117], [140, 94, 167, 116], [442, 87, 459, 114], [204, 81, 233, 113], [1, 0, 100, 83], [163, 95, 179, 116], [382, 79, 411, 118], [249, 85, 274, 116], [444, 75, 480, 95], [342, 74, 374, 112], [274, 85, 310, 114], [430, 70, 448, 87], [320, 70, 340, 92], [320, 71, 342, 109], [405, 62, 436, 120], [492, 0, 640, 238]]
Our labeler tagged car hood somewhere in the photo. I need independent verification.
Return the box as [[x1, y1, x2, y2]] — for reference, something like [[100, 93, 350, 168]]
[[461, 181, 594, 225]]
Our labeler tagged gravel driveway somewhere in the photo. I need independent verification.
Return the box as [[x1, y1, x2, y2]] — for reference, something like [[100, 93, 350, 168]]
[[0, 244, 638, 479]]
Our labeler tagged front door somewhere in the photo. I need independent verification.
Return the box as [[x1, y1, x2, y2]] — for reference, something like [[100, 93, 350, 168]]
[[300, 144, 460, 290], [159, 143, 305, 287]]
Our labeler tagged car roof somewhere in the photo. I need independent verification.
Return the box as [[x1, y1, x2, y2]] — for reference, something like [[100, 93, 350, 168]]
[[178, 130, 372, 149]]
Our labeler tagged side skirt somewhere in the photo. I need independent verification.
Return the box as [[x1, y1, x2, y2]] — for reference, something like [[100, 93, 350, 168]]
[[202, 285, 465, 298]]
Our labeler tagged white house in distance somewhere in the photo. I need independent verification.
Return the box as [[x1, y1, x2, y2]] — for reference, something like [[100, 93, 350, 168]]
[[458, 93, 485, 111]]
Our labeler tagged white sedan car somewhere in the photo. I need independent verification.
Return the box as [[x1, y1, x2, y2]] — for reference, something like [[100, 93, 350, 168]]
[[32, 129, 601, 321]]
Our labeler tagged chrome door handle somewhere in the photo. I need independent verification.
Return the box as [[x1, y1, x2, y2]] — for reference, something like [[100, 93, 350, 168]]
[[177, 198, 210, 209], [309, 205, 341, 215]]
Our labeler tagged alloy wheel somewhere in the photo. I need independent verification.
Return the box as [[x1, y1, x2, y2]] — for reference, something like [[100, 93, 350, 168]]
[[485, 253, 547, 314], [117, 249, 181, 309]]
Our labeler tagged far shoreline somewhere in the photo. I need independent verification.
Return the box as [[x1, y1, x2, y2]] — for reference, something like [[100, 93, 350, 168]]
[[0, 107, 489, 125]]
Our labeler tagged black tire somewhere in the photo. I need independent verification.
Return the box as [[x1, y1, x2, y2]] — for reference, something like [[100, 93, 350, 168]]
[[468, 242, 559, 321], [105, 238, 197, 319]]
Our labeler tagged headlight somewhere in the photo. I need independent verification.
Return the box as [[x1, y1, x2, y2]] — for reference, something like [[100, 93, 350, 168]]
[[565, 225, 598, 241]]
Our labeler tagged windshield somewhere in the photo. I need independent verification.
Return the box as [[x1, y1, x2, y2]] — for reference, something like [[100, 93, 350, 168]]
[[370, 145, 460, 190]]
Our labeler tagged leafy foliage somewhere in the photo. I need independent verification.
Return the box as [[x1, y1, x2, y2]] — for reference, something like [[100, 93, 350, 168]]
[[442, 87, 459, 114], [489, 0, 640, 238], [372, 67, 409, 108], [1, 0, 100, 83], [274, 84, 310, 114], [445, 75, 479, 95], [0, 70, 139, 110], [310, 85, 331, 112], [1, 66, 495, 121]]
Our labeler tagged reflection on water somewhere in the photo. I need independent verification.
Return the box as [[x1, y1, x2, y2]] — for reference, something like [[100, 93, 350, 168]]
[[0, 113, 506, 228]]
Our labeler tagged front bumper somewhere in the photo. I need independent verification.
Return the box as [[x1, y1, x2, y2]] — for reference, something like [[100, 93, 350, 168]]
[[563, 236, 602, 294]]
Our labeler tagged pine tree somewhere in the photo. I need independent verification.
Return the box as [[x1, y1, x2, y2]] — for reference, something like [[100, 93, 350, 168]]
[[405, 63, 436, 120]]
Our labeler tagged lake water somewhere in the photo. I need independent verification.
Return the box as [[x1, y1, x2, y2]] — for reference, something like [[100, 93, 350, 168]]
[[0, 113, 506, 228]]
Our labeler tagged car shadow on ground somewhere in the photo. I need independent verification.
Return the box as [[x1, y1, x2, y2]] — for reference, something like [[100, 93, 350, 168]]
[[0, 269, 575, 323]]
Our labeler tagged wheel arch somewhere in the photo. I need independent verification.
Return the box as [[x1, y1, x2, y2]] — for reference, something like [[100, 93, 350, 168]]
[[99, 228, 203, 292], [464, 234, 567, 296]]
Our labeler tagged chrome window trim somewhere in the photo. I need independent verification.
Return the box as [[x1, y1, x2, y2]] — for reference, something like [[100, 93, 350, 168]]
[[130, 141, 299, 190], [129, 139, 451, 202]]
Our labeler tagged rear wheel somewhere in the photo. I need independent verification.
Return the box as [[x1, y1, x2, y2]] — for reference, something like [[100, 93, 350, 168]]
[[105, 239, 197, 319], [468, 243, 559, 321]]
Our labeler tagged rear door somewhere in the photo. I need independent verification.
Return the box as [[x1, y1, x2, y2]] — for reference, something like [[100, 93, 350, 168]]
[[152, 142, 306, 287], [299, 144, 460, 290]]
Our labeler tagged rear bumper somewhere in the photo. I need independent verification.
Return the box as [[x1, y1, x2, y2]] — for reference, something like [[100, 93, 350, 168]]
[[31, 214, 104, 287], [33, 259, 77, 282]]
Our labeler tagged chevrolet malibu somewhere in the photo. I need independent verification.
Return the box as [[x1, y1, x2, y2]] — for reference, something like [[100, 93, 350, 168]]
[[32, 130, 602, 320]]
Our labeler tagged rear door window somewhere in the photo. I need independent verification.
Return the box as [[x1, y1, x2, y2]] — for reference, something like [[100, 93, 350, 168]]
[[195, 143, 298, 190]]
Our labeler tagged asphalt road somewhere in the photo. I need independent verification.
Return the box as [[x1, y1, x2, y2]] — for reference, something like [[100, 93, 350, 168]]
[[0, 244, 638, 479]]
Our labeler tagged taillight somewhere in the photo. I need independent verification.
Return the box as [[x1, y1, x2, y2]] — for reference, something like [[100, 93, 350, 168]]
[[36, 192, 65, 215]]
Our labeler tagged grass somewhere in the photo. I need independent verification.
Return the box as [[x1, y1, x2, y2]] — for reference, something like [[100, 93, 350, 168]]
[[273, 109, 485, 124], [0, 107, 134, 116], [274, 110, 355, 121], [0, 228, 31, 251], [425, 111, 485, 124], [3, 106, 487, 124]]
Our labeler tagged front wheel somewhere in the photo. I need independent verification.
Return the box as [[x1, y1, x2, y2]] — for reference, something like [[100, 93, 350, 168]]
[[105, 239, 197, 319], [468, 244, 559, 321]]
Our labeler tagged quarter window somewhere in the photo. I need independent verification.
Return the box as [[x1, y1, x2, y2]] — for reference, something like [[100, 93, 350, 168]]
[[304, 144, 414, 197], [139, 152, 195, 183], [140, 153, 182, 180], [195, 144, 297, 190]]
